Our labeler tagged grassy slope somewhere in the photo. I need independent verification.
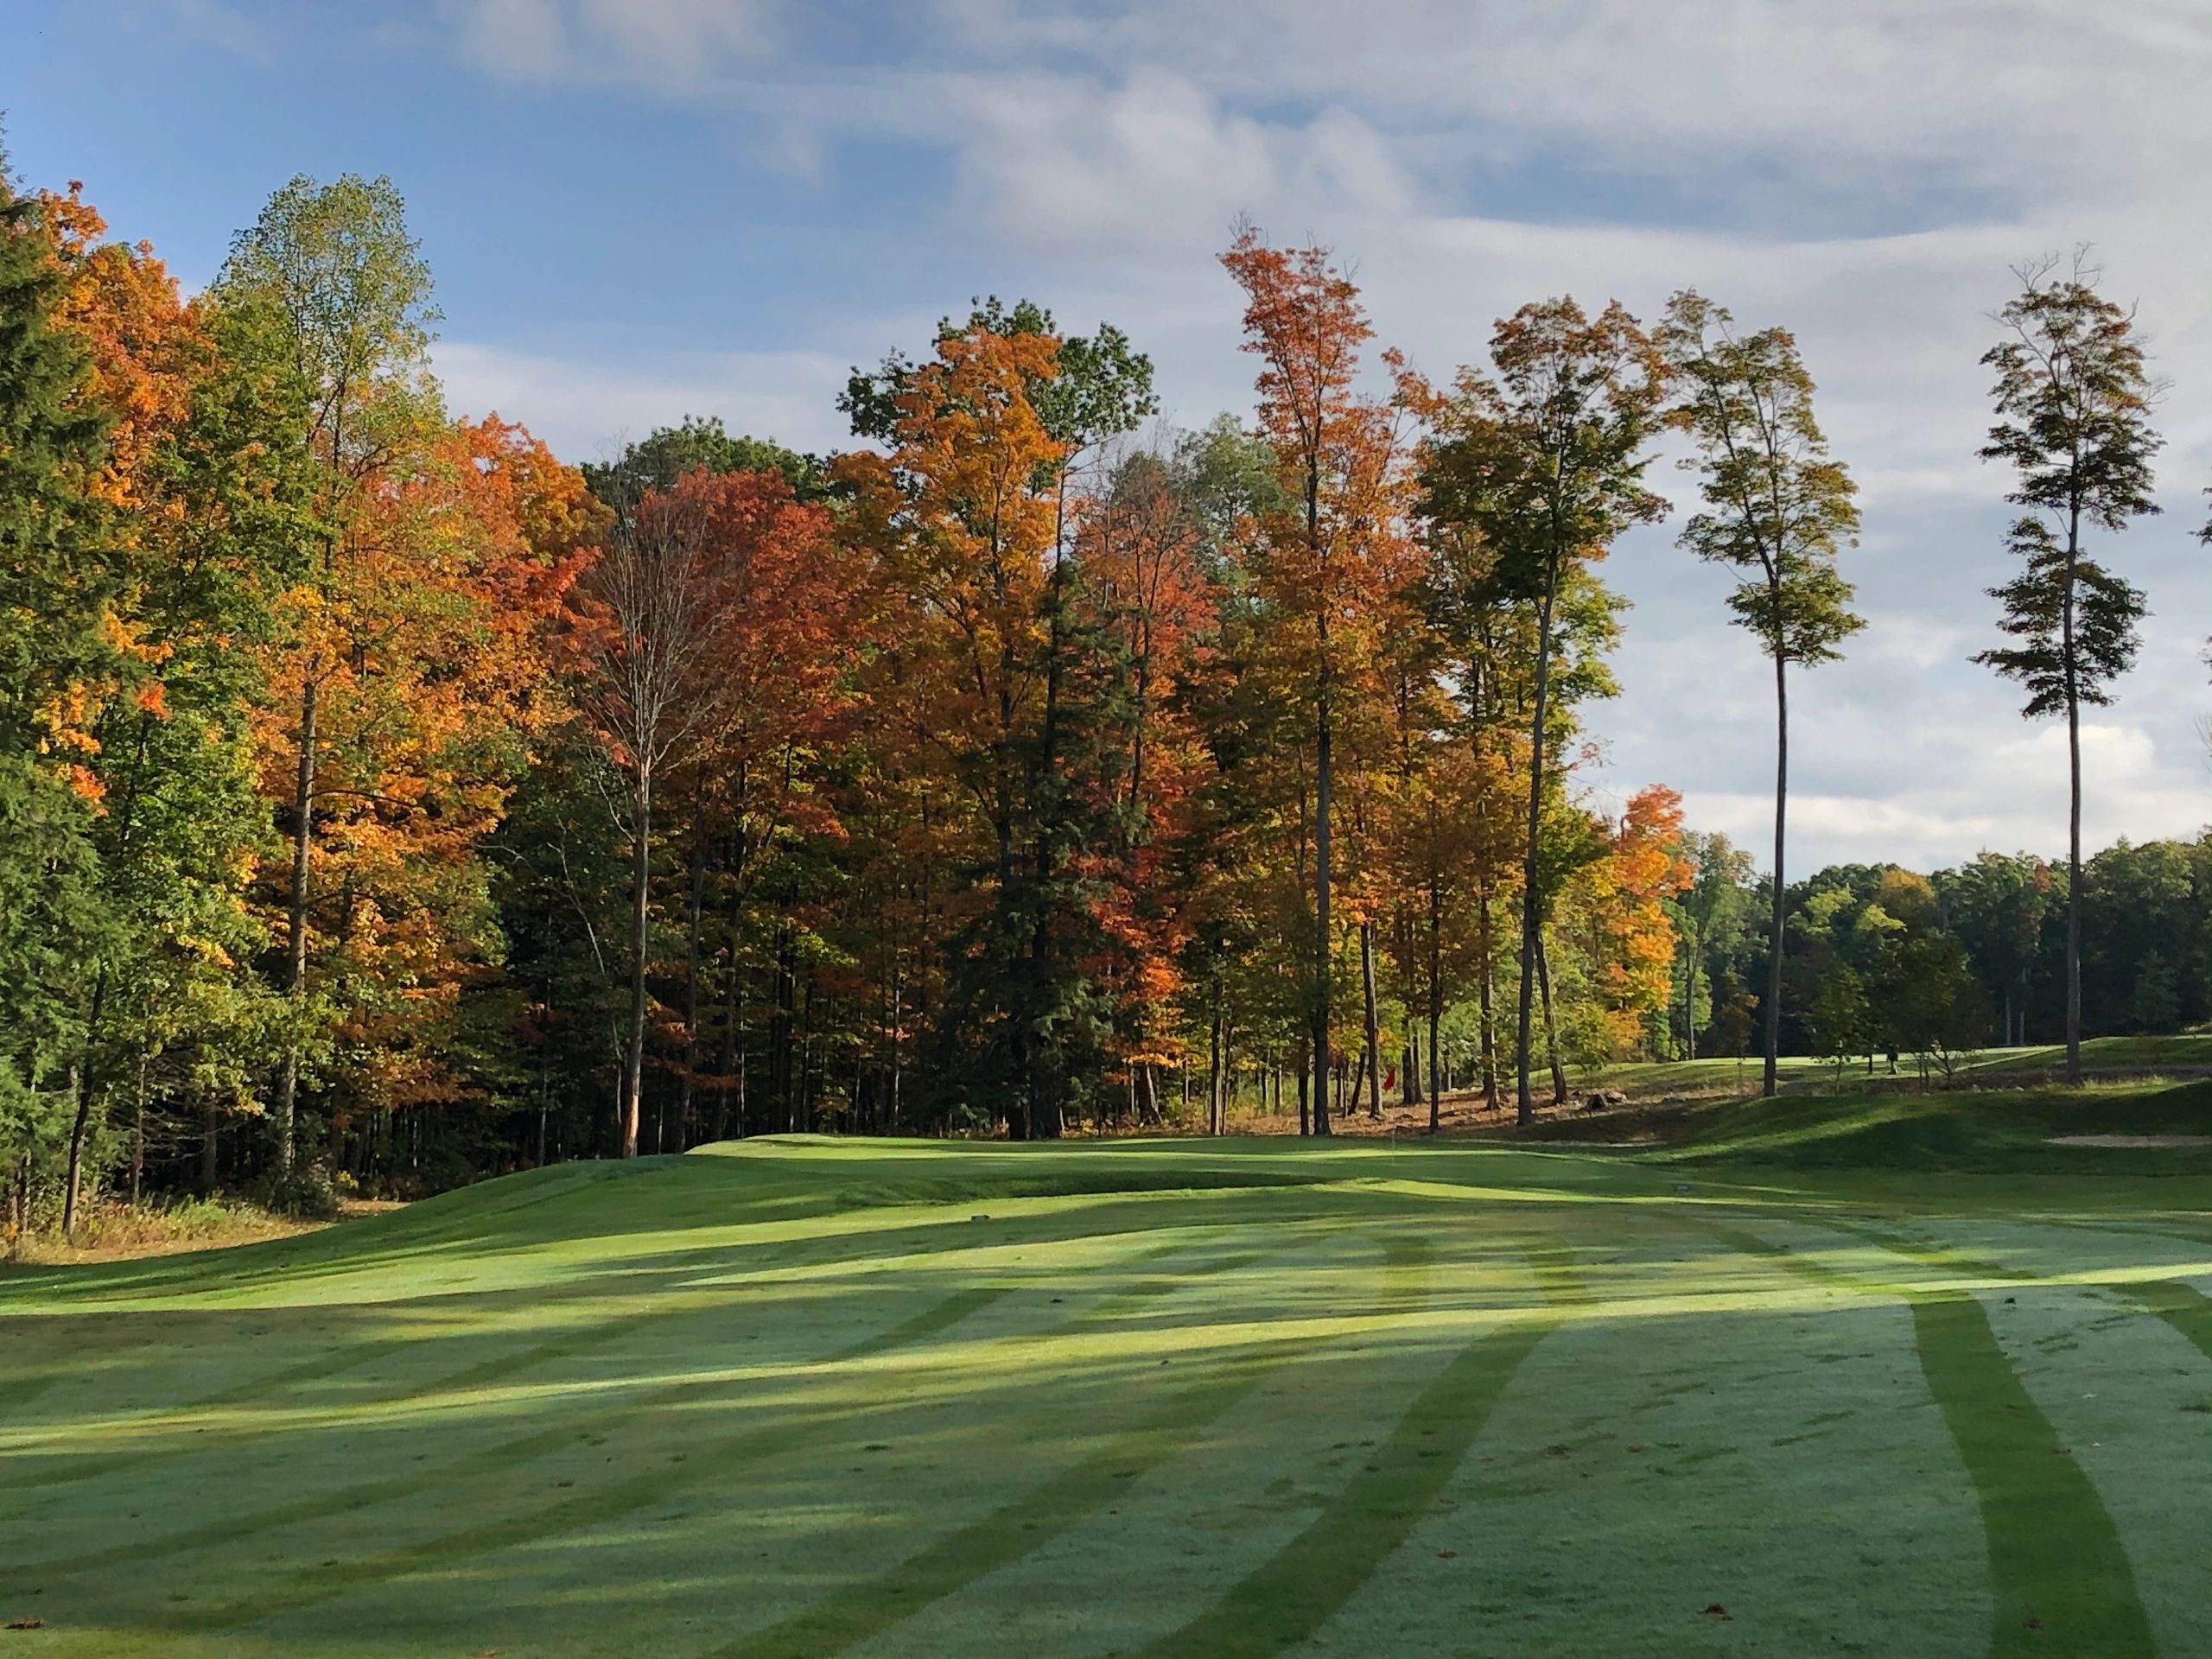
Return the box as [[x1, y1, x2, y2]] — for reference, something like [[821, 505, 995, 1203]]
[[4, 1103, 2212, 1656], [1587, 1033, 2212, 1103]]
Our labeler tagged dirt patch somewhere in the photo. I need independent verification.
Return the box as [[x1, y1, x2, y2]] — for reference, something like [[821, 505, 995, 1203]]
[[2049, 1134, 2212, 1148]]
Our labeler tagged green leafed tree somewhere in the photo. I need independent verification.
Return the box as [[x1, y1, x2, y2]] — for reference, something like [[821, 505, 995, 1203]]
[[213, 172, 441, 1173], [1807, 958, 1871, 1084], [1973, 251, 2161, 1087], [1421, 298, 1669, 1124], [0, 154, 120, 1217], [1671, 829, 1756, 1058], [1938, 850, 2051, 1047], [582, 416, 824, 510], [1661, 291, 1862, 1100]]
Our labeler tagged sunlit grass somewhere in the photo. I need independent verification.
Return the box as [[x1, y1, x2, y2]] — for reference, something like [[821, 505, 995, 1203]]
[[6, 1099, 2212, 1655]]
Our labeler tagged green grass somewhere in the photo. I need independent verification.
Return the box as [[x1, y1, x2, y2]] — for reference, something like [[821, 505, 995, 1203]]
[[7, 1097, 2212, 1656]]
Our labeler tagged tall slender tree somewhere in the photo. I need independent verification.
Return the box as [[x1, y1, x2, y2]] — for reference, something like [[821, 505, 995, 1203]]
[[1974, 252, 2160, 1087], [1219, 226, 1414, 1136], [1661, 291, 1862, 1098], [562, 469, 826, 1156], [214, 174, 440, 1173], [1421, 301, 1667, 1125]]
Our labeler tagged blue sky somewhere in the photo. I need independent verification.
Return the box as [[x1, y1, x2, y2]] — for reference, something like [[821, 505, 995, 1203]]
[[10, 0, 2212, 872]]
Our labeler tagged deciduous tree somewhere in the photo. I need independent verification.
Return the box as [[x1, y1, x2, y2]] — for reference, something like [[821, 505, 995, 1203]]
[[1220, 226, 1416, 1135], [1974, 251, 2161, 1086], [1662, 291, 1862, 1099], [1421, 300, 1667, 1124]]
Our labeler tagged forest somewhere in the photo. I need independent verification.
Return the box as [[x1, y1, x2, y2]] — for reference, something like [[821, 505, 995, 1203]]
[[3, 157, 2204, 1235]]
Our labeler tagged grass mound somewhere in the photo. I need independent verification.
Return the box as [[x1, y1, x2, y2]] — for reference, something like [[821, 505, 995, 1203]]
[[1617, 1078, 2212, 1177]]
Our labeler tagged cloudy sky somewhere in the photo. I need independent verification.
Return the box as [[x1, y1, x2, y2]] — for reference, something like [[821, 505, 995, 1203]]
[[12, 0, 2212, 871]]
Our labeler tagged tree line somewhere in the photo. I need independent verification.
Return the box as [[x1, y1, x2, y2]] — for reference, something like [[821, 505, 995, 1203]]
[[1, 156, 2197, 1231], [1671, 835, 2212, 1080]]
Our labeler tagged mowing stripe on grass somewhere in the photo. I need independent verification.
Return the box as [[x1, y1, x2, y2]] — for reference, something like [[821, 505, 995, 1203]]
[[0, 1333, 417, 1490], [101, 1236, 1268, 1641], [0, 1306, 686, 1491], [1814, 1216, 2037, 1286], [13, 1225, 1247, 1585], [1911, 1292, 2155, 1658], [3, 1281, 1020, 1591], [1129, 1248, 1565, 1659], [1685, 1219, 1901, 1298], [2118, 1277, 2212, 1365], [1678, 1214, 2158, 1656], [3, 1217, 1080, 1497], [0, 1371, 62, 1423], [700, 1233, 1433, 1659], [71, 1280, 1025, 1642]]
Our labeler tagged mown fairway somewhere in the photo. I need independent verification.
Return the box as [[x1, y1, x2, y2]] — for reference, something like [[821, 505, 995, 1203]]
[[7, 1105, 2212, 1657]]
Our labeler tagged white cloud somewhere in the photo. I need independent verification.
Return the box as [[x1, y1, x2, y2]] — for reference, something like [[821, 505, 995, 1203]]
[[447, 0, 766, 87], [430, 340, 852, 464], [1679, 719, 2210, 874], [942, 72, 1413, 255]]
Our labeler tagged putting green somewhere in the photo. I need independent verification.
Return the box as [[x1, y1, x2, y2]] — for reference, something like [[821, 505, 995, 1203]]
[[6, 1133, 2212, 1656]]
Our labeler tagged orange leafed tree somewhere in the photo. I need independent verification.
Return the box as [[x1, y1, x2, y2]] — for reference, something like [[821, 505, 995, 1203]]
[[836, 326, 1067, 1131], [1076, 453, 1220, 1121], [1577, 785, 1694, 1054], [30, 183, 204, 771], [253, 412, 589, 1130], [1221, 225, 1418, 1135], [840, 327, 1063, 877]]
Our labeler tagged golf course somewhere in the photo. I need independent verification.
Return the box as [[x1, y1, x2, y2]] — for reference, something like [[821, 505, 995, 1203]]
[[8, 1082, 2212, 1657]]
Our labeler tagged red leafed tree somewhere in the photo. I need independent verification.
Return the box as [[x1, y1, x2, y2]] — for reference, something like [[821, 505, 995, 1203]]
[[1077, 453, 1219, 1122], [563, 467, 849, 1157]]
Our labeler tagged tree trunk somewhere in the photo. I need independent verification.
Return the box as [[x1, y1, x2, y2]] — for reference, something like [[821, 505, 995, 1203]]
[[620, 766, 652, 1158], [1684, 924, 1701, 1061], [125, 1054, 147, 1207], [1209, 1000, 1226, 1135], [200, 1091, 219, 1194], [1427, 876, 1445, 1133], [1477, 884, 1497, 1106], [677, 819, 707, 1151], [715, 896, 741, 1142], [1764, 651, 1788, 1099], [1536, 932, 1568, 1105], [1313, 687, 1333, 1139], [1514, 550, 1563, 1127], [276, 676, 320, 1174], [2063, 523, 2083, 1086], [60, 970, 110, 1236], [1359, 921, 1383, 1120]]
